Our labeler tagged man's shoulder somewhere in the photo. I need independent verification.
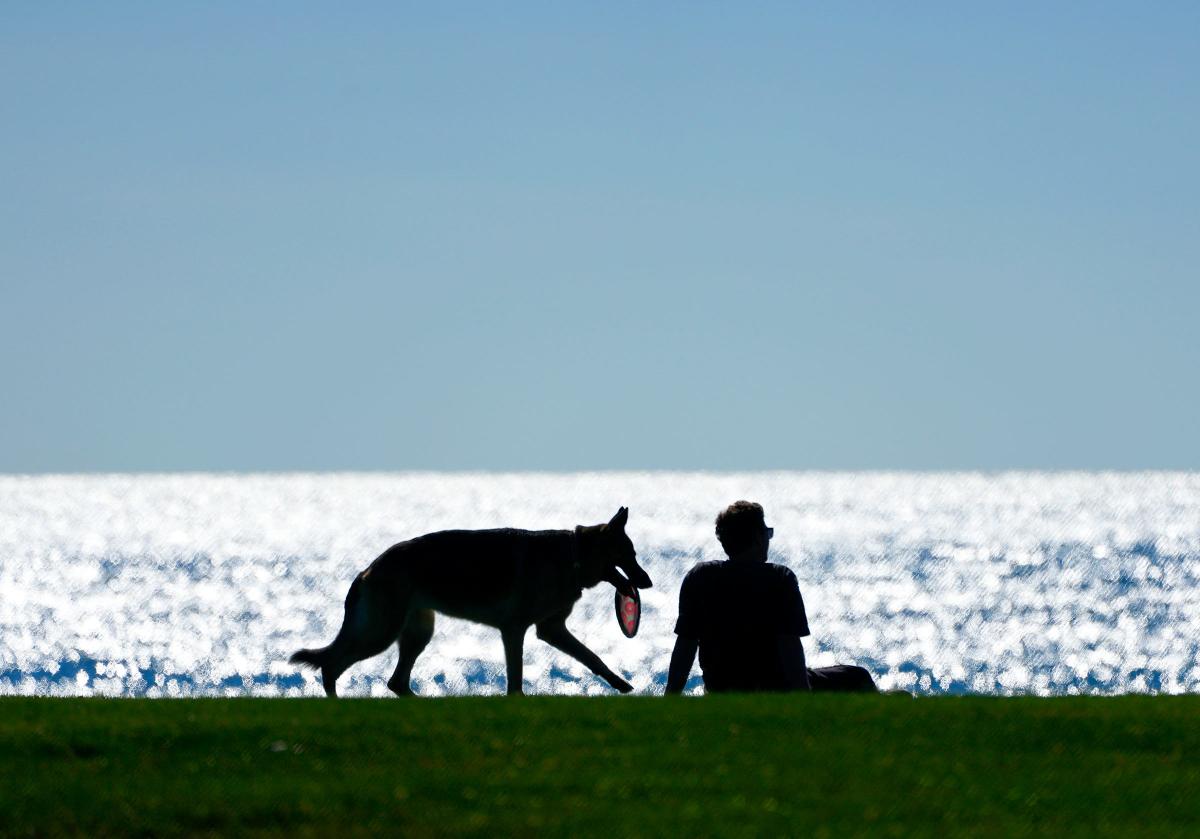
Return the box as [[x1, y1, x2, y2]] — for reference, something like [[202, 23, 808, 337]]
[[682, 560, 725, 584], [763, 562, 799, 582], [684, 560, 799, 584]]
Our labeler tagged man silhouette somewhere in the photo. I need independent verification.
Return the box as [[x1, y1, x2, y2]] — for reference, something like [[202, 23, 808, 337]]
[[665, 500, 877, 694]]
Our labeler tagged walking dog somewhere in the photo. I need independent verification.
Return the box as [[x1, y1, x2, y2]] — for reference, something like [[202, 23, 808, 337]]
[[290, 507, 652, 696]]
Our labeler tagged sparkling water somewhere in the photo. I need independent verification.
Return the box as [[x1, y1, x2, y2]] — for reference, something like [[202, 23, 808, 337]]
[[2, 472, 1197, 697]]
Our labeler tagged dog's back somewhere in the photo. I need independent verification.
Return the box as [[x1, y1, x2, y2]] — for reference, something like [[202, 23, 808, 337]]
[[367, 528, 580, 627]]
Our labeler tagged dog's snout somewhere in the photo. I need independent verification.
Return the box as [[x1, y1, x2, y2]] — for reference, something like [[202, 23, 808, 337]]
[[629, 566, 653, 589]]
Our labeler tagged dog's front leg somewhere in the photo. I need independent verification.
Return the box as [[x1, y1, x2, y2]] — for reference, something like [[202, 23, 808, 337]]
[[536, 619, 633, 693], [501, 627, 526, 696]]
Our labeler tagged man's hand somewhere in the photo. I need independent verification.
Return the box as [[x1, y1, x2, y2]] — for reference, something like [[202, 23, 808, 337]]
[[665, 636, 699, 694]]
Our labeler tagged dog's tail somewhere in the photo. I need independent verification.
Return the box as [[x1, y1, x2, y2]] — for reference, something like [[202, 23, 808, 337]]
[[289, 647, 327, 669], [289, 574, 366, 669]]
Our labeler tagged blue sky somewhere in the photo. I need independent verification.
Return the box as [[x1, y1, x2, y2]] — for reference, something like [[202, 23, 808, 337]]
[[2, 4, 1198, 472]]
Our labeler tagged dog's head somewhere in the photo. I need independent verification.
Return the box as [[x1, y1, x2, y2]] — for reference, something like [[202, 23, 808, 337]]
[[589, 507, 652, 597]]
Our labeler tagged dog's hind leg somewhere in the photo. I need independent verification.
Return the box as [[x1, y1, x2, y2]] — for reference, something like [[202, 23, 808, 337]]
[[387, 608, 435, 697], [501, 626, 527, 696], [319, 576, 408, 698]]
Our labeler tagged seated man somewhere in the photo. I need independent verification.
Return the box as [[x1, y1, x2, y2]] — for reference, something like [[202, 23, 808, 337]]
[[665, 500, 877, 694]]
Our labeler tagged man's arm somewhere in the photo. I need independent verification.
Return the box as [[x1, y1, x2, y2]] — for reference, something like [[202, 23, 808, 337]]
[[774, 568, 811, 691], [665, 635, 699, 695], [777, 635, 811, 691]]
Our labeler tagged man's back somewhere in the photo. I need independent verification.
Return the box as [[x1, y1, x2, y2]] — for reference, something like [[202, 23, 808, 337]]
[[674, 559, 809, 693]]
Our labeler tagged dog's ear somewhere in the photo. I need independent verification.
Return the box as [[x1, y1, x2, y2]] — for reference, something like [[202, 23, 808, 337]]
[[609, 507, 629, 530]]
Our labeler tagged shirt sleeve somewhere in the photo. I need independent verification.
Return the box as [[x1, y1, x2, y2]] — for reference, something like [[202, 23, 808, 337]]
[[776, 569, 810, 637], [673, 571, 701, 638]]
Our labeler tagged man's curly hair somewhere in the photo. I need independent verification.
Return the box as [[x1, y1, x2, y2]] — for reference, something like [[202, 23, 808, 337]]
[[715, 500, 766, 557]]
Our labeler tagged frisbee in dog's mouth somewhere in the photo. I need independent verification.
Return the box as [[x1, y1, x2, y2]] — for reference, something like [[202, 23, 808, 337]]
[[614, 587, 640, 638]]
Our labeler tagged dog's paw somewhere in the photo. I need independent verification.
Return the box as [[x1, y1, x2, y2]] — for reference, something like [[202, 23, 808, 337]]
[[387, 678, 414, 698], [612, 676, 634, 694]]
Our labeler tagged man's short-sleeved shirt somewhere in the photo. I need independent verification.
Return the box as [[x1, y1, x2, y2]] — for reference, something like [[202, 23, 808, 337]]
[[674, 560, 810, 693]]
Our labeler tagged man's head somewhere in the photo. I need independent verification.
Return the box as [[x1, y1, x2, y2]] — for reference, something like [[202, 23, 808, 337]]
[[715, 500, 774, 562]]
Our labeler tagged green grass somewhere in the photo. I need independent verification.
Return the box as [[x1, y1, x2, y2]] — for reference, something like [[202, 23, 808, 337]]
[[1, 696, 1198, 837]]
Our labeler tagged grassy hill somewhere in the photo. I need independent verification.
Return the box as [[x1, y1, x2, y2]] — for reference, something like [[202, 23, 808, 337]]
[[2, 695, 1197, 836]]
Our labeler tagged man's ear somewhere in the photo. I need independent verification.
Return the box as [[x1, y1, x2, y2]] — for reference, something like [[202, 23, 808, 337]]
[[610, 507, 629, 530]]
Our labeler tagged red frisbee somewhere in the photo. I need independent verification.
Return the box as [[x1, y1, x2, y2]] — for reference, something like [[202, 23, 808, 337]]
[[614, 587, 641, 638]]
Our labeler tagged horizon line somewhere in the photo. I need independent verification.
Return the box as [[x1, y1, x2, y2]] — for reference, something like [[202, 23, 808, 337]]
[[3, 467, 1199, 479]]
